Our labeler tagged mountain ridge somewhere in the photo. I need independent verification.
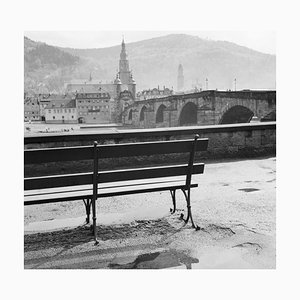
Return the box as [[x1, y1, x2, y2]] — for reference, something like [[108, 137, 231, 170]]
[[24, 34, 276, 94]]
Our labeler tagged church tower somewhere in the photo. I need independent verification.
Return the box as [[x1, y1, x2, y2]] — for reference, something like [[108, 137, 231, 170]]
[[177, 64, 184, 91], [119, 37, 131, 84]]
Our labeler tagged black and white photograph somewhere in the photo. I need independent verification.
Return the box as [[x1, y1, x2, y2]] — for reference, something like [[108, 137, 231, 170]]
[[2, 0, 299, 299], [23, 29, 276, 270]]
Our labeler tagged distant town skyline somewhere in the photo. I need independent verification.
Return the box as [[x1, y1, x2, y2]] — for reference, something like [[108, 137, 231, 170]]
[[25, 31, 276, 55]]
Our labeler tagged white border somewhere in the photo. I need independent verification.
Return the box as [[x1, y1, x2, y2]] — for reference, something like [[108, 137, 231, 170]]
[[2, 0, 299, 299]]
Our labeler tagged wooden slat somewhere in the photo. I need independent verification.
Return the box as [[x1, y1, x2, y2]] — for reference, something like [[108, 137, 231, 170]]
[[98, 139, 208, 159], [24, 146, 93, 164], [24, 172, 92, 191], [24, 138, 209, 164], [24, 181, 198, 205], [24, 163, 204, 190], [24, 177, 187, 197]]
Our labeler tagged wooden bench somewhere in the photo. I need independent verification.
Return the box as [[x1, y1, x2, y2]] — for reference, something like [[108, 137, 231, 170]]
[[24, 134, 209, 244]]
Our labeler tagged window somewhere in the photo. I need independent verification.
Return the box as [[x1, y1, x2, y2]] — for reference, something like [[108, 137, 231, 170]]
[[72, 115, 74, 119], [62, 116, 64, 119], [53, 116, 55, 119]]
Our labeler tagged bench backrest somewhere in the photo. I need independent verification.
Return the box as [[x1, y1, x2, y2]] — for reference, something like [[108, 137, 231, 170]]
[[24, 137, 209, 191]]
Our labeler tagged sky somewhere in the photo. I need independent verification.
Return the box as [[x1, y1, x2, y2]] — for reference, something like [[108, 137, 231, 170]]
[[25, 31, 276, 55]]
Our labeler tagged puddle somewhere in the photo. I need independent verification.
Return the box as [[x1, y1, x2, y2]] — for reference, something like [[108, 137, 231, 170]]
[[232, 242, 262, 254], [238, 188, 260, 193], [205, 224, 235, 239], [192, 247, 254, 269], [108, 250, 199, 269]]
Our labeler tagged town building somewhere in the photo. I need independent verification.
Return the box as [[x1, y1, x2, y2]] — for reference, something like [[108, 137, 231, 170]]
[[45, 96, 77, 124], [76, 89, 112, 124], [136, 86, 173, 100], [24, 96, 40, 122], [38, 94, 51, 121]]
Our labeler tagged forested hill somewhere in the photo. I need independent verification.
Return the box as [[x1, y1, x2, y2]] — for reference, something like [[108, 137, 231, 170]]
[[24, 34, 276, 94], [24, 37, 104, 94]]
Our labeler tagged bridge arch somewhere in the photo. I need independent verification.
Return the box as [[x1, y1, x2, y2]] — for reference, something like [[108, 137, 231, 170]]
[[128, 109, 133, 121], [219, 105, 254, 124], [156, 104, 167, 123], [139, 106, 147, 121], [179, 102, 198, 126], [78, 117, 85, 123]]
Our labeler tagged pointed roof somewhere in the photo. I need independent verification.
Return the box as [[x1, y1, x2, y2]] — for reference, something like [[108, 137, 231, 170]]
[[120, 36, 127, 59]]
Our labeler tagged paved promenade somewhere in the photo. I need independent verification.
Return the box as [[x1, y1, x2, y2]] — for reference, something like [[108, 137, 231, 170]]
[[24, 157, 276, 269]]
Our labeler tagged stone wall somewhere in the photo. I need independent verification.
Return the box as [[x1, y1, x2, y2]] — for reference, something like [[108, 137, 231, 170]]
[[25, 122, 275, 156], [24, 122, 275, 178]]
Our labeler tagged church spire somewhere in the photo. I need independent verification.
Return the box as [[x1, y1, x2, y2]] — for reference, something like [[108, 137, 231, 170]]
[[120, 36, 128, 61], [119, 37, 130, 84]]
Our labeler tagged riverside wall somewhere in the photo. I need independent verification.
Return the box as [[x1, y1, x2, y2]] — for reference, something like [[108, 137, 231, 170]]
[[24, 122, 275, 178], [25, 122, 276, 157]]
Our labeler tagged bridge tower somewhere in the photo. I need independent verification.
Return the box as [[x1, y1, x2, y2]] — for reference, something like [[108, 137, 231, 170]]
[[177, 64, 184, 91]]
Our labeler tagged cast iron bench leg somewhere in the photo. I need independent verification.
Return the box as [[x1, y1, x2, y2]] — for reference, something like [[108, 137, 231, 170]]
[[170, 190, 177, 214], [91, 198, 99, 245], [180, 188, 200, 231], [83, 199, 92, 224]]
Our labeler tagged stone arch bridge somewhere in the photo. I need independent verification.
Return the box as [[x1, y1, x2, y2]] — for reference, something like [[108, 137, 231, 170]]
[[122, 90, 276, 128]]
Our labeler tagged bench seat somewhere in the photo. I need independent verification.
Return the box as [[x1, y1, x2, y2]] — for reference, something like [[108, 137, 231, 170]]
[[24, 177, 198, 205]]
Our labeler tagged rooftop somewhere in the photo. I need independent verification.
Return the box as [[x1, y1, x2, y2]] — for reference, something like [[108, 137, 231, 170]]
[[45, 99, 76, 109]]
